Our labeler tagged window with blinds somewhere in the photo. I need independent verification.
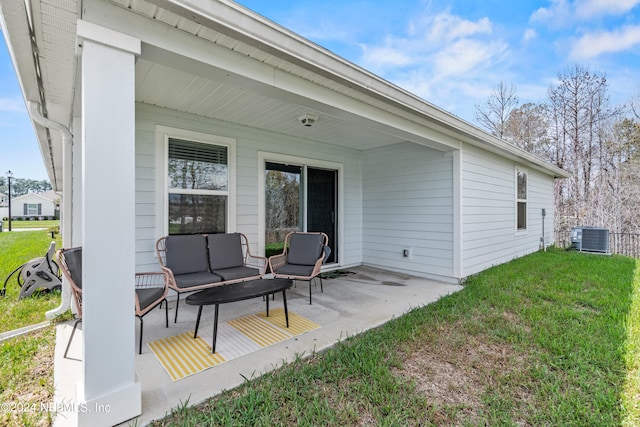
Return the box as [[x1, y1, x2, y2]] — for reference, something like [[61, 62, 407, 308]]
[[167, 138, 228, 235]]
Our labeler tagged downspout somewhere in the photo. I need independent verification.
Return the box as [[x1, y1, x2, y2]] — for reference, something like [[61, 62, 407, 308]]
[[27, 101, 74, 320]]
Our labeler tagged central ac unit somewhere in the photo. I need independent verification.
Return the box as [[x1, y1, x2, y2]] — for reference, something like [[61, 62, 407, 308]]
[[570, 227, 610, 253]]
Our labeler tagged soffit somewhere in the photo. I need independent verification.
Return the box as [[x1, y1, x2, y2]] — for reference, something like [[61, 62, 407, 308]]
[[112, 0, 420, 150]]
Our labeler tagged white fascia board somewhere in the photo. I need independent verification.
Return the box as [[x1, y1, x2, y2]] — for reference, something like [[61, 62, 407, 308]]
[[77, 20, 141, 55]]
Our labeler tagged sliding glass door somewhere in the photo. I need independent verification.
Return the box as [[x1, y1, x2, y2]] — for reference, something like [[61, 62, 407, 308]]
[[265, 162, 337, 263]]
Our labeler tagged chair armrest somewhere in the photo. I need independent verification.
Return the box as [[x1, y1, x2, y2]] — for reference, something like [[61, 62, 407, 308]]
[[157, 265, 179, 291], [135, 272, 169, 315], [268, 253, 287, 273], [245, 253, 268, 274]]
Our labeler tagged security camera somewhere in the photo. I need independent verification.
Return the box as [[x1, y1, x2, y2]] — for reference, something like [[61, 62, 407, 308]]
[[298, 113, 318, 127]]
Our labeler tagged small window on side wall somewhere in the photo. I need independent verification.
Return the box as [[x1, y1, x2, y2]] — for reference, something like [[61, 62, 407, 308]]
[[516, 169, 527, 231]]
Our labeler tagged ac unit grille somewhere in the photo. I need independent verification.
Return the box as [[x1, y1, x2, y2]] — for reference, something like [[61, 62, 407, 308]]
[[571, 227, 610, 253]]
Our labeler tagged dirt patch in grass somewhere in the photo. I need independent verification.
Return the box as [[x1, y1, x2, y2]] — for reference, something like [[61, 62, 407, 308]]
[[393, 321, 531, 426]]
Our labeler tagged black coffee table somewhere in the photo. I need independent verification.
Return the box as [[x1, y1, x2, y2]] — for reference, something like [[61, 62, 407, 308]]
[[185, 278, 293, 353]]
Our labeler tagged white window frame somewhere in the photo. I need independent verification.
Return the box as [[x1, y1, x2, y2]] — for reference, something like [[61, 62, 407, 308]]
[[156, 126, 236, 235], [516, 167, 527, 232], [26, 203, 39, 216]]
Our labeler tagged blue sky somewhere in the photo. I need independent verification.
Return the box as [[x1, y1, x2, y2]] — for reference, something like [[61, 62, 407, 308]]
[[1, 0, 639, 181]]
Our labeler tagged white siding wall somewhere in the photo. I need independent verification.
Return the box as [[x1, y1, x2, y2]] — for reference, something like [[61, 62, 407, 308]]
[[462, 143, 555, 277], [362, 142, 454, 280], [134, 103, 362, 271]]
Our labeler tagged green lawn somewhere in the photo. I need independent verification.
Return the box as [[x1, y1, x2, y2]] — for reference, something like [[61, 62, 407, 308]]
[[0, 229, 64, 427], [1, 243, 639, 426], [4, 220, 59, 230], [152, 248, 640, 426], [0, 230, 63, 331]]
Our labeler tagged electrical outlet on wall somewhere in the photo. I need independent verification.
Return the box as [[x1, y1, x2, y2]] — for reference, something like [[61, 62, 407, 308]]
[[402, 247, 412, 259]]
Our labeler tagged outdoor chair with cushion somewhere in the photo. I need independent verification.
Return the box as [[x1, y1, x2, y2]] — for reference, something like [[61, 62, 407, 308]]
[[134, 271, 169, 354], [268, 231, 330, 304], [156, 233, 267, 321], [58, 247, 169, 356], [57, 247, 83, 359]]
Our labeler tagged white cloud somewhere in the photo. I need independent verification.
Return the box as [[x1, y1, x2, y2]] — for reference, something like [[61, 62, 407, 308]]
[[576, 0, 640, 19], [531, 0, 640, 26], [433, 39, 508, 78], [419, 12, 492, 44], [522, 29, 538, 43], [530, 0, 572, 27], [355, 9, 510, 122], [570, 25, 640, 59], [361, 45, 413, 67], [0, 98, 24, 112]]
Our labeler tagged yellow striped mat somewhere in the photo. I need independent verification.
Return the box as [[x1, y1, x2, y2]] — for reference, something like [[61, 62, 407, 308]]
[[148, 308, 320, 381]]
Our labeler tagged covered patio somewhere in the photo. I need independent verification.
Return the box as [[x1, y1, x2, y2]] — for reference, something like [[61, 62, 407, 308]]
[[54, 267, 461, 426]]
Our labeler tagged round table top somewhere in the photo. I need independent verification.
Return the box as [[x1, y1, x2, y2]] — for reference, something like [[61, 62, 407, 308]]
[[185, 278, 293, 306]]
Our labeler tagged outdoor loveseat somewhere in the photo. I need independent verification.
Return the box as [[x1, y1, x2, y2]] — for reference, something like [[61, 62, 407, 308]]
[[155, 233, 267, 322]]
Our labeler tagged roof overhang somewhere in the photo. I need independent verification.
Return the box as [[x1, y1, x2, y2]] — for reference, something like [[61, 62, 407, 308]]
[[0, 0, 570, 191]]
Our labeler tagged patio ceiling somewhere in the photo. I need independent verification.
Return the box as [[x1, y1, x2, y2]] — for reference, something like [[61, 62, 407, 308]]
[[134, 56, 410, 151]]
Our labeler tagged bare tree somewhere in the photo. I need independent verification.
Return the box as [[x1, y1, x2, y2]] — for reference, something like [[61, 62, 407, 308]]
[[546, 65, 614, 228], [504, 102, 550, 155], [475, 82, 519, 138]]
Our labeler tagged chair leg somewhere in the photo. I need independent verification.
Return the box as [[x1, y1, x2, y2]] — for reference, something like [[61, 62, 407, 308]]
[[137, 315, 143, 354], [164, 299, 169, 328], [174, 293, 181, 323], [64, 318, 82, 359], [309, 280, 312, 305]]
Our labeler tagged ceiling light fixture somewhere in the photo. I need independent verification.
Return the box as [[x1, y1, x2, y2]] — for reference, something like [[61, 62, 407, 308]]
[[298, 113, 318, 127]]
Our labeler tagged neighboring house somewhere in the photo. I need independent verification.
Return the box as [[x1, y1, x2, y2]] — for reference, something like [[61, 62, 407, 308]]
[[9, 191, 59, 218], [1, 0, 568, 425], [0, 192, 6, 206]]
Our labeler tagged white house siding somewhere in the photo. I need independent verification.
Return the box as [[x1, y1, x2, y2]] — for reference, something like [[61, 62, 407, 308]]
[[362, 142, 454, 281], [462, 143, 555, 277], [134, 103, 362, 271]]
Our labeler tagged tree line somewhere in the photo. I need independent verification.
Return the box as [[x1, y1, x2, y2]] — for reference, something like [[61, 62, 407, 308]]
[[0, 177, 52, 198], [475, 64, 640, 234]]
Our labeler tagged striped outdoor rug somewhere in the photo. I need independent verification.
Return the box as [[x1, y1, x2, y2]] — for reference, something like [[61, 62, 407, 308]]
[[148, 308, 320, 381]]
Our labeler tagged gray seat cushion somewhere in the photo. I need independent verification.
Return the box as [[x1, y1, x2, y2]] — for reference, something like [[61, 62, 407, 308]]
[[63, 247, 83, 289], [173, 271, 222, 289], [274, 263, 315, 277], [287, 233, 323, 266], [136, 287, 165, 311], [165, 235, 210, 275], [212, 266, 260, 281], [208, 233, 244, 270]]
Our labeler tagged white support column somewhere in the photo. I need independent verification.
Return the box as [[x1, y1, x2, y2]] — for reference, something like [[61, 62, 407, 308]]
[[452, 149, 463, 280], [77, 20, 141, 426], [71, 119, 83, 247]]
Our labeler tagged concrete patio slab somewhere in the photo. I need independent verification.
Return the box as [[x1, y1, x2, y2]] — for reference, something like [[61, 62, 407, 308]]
[[53, 266, 462, 426]]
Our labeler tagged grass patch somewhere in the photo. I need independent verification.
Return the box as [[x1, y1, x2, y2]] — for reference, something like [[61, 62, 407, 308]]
[[0, 229, 64, 427], [151, 248, 639, 426], [0, 327, 55, 427], [0, 230, 63, 332], [6, 220, 59, 230]]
